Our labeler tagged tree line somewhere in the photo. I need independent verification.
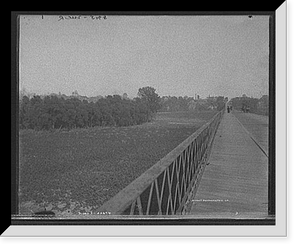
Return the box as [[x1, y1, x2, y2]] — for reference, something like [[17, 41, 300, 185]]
[[19, 87, 161, 130], [230, 94, 269, 115], [159, 95, 226, 112]]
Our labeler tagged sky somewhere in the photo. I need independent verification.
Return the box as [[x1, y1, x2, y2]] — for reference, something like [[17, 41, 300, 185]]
[[19, 15, 270, 99]]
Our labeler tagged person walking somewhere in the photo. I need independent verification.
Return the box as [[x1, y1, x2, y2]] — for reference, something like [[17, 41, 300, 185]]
[[227, 105, 230, 113]]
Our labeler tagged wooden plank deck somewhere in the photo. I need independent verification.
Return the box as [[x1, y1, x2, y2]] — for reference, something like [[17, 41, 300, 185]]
[[189, 110, 269, 218], [233, 111, 269, 156]]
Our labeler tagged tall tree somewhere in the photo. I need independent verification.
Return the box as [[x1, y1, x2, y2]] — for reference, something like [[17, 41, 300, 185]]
[[137, 86, 161, 114]]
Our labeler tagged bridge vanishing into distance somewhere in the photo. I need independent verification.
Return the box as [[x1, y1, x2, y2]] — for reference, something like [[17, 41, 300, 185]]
[[97, 105, 272, 221], [188, 110, 269, 218]]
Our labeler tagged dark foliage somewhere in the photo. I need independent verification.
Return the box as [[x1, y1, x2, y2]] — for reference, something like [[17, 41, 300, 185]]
[[19, 88, 160, 130], [159, 95, 226, 112], [231, 95, 269, 115]]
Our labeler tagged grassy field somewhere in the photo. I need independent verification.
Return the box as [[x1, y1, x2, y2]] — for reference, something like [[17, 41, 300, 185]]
[[19, 110, 217, 216]]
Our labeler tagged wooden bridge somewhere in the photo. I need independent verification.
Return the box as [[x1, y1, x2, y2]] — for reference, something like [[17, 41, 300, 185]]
[[188, 110, 269, 218], [97, 107, 271, 220]]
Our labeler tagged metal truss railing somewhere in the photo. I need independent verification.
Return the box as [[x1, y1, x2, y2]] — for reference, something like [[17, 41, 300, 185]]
[[97, 110, 224, 215]]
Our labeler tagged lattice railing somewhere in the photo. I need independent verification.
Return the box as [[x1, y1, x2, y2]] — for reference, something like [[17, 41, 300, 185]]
[[97, 110, 224, 215]]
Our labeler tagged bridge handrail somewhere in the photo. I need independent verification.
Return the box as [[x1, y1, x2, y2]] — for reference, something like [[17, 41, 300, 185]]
[[97, 110, 224, 215]]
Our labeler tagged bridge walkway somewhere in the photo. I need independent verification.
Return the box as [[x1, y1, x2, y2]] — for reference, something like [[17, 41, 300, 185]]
[[189, 110, 269, 218]]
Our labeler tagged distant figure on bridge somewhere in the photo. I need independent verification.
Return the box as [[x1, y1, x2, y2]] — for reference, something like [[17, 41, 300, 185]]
[[227, 105, 230, 113]]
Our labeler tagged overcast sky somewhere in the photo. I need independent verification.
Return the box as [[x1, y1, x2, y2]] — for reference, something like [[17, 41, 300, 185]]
[[19, 15, 269, 99]]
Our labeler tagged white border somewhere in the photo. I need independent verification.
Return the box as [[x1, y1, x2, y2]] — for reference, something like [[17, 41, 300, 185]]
[[3, 4, 287, 237], [275, 0, 287, 238]]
